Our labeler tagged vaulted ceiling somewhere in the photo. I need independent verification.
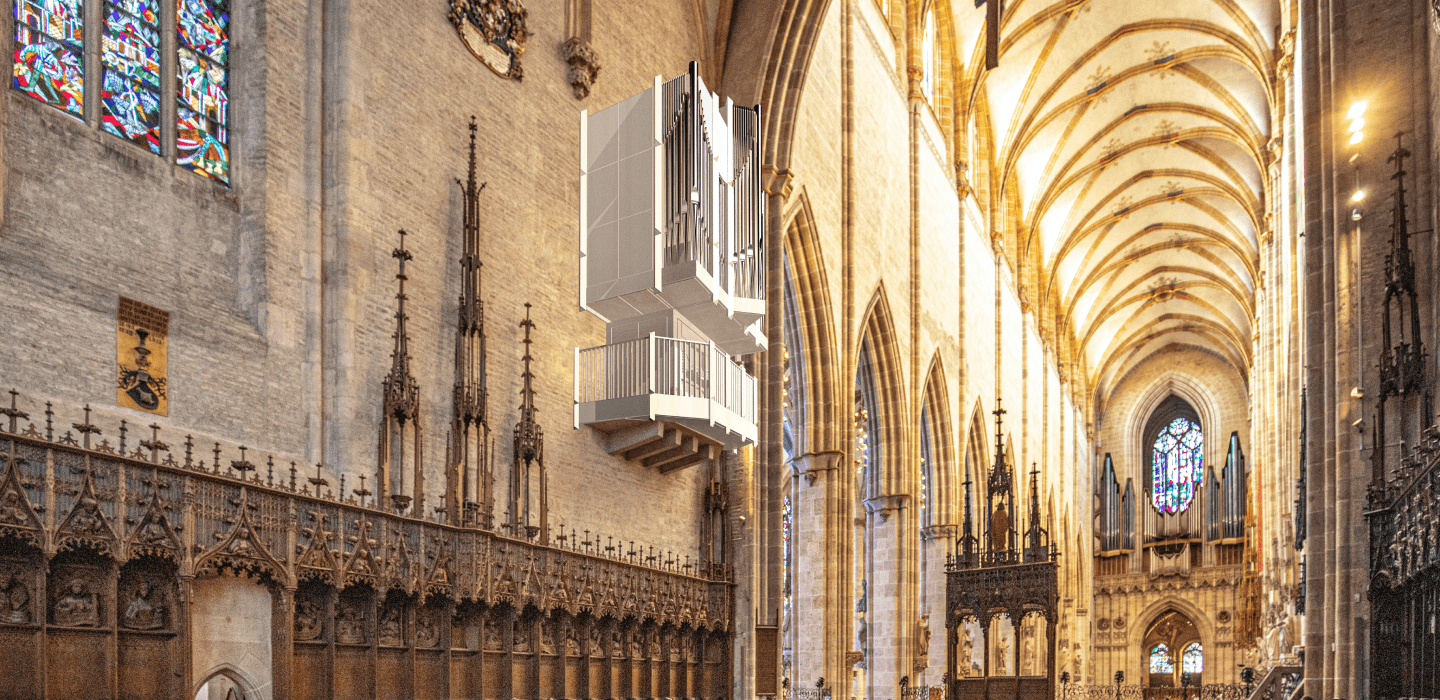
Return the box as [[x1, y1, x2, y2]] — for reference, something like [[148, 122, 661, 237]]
[[951, 0, 1277, 400]]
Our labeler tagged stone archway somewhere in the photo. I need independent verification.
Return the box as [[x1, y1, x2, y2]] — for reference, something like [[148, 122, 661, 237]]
[[192, 664, 260, 700], [1141, 610, 1202, 691]]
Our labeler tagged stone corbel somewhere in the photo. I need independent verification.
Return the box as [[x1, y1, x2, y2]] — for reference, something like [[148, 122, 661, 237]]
[[762, 166, 795, 200], [921, 524, 957, 542], [562, 36, 601, 99], [863, 494, 909, 522], [792, 451, 842, 486]]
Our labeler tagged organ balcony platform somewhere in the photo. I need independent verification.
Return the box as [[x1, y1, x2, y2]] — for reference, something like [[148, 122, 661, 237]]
[[575, 62, 764, 456]]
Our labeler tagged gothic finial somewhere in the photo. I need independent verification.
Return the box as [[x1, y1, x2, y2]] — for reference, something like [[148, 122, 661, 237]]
[[384, 230, 420, 423], [453, 118, 492, 526]]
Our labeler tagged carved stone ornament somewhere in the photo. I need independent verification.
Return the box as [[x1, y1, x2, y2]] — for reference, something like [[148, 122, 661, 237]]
[[0, 566, 32, 624], [294, 597, 323, 641], [416, 609, 440, 649], [119, 578, 168, 630], [1433, 0, 1440, 34], [447, 0, 528, 80], [336, 598, 367, 645], [53, 578, 100, 627], [562, 36, 600, 99]]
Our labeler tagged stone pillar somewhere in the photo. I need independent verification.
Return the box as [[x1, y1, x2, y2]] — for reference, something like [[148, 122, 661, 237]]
[[792, 451, 848, 690], [864, 495, 910, 699], [921, 525, 955, 685]]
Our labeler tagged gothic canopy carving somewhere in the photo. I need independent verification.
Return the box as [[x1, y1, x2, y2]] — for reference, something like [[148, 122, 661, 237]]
[[448, 0, 528, 80]]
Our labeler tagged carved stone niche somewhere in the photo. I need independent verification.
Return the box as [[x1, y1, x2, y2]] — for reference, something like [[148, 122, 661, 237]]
[[0, 555, 37, 626], [294, 582, 330, 643], [335, 586, 373, 646], [118, 558, 175, 632], [378, 591, 409, 648], [49, 553, 110, 629], [452, 602, 480, 651], [415, 597, 445, 650]]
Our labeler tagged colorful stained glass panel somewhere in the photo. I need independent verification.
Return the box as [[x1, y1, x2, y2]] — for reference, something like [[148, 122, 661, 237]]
[[102, 0, 160, 152], [176, 0, 229, 182], [12, 0, 84, 116], [1181, 643, 1203, 673], [1152, 417, 1203, 514], [177, 0, 226, 62], [1149, 643, 1173, 674]]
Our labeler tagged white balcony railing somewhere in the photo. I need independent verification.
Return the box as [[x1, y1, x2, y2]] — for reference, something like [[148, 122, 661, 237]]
[[575, 334, 757, 448]]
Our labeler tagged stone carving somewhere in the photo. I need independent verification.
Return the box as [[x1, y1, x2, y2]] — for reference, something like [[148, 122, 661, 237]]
[[915, 614, 930, 670], [484, 617, 502, 651], [959, 625, 976, 677], [416, 612, 440, 649], [447, 0, 528, 80], [0, 571, 30, 624], [564, 624, 580, 656], [561, 37, 600, 99], [588, 625, 603, 657], [379, 604, 404, 646], [336, 600, 367, 645], [514, 622, 532, 653], [54, 579, 99, 627], [295, 598, 323, 641], [995, 625, 1010, 675], [539, 619, 555, 654], [120, 579, 166, 630], [0, 488, 30, 525]]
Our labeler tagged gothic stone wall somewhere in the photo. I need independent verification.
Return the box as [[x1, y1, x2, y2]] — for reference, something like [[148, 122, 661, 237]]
[[0, 0, 720, 560]]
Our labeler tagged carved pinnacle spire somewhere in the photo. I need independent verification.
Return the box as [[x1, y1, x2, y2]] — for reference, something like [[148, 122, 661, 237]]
[[515, 303, 542, 465], [384, 230, 419, 422]]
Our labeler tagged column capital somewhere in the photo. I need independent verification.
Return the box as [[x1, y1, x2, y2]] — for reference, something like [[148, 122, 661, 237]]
[[763, 166, 795, 199], [863, 494, 911, 522]]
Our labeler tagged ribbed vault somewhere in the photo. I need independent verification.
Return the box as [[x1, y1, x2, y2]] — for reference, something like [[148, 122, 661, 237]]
[[952, 0, 1274, 399]]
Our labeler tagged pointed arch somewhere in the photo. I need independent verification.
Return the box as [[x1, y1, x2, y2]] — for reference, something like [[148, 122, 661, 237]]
[[919, 352, 957, 527], [857, 284, 910, 497], [960, 398, 990, 528], [783, 189, 843, 457]]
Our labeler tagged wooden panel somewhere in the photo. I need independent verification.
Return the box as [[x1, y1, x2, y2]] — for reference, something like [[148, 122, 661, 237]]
[[414, 650, 448, 700], [376, 648, 409, 700], [564, 657, 581, 699], [117, 633, 177, 700], [511, 657, 531, 699], [482, 652, 504, 699], [754, 625, 778, 695], [449, 651, 477, 700], [588, 661, 604, 698], [0, 627, 40, 700], [47, 630, 112, 700], [334, 647, 374, 699], [293, 644, 331, 700]]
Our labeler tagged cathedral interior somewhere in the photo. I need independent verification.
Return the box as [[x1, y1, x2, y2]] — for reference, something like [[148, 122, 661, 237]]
[[0, 0, 1435, 699]]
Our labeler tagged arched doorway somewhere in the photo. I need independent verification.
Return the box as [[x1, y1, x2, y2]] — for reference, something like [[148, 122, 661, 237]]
[[1143, 610, 1202, 693], [193, 667, 254, 700]]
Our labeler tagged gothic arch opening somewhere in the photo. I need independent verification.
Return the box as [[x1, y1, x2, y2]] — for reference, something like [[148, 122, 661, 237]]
[[192, 666, 256, 700], [1142, 610, 1202, 689]]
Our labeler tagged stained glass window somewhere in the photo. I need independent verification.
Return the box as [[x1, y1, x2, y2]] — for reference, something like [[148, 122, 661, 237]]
[[1152, 416, 1204, 514], [1149, 643, 1173, 674], [177, 0, 228, 182], [13, 0, 84, 116], [782, 496, 792, 629], [101, 0, 160, 152], [1181, 643, 1203, 673]]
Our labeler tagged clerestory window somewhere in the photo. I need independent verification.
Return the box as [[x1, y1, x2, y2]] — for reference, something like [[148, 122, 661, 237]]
[[13, 0, 230, 183]]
